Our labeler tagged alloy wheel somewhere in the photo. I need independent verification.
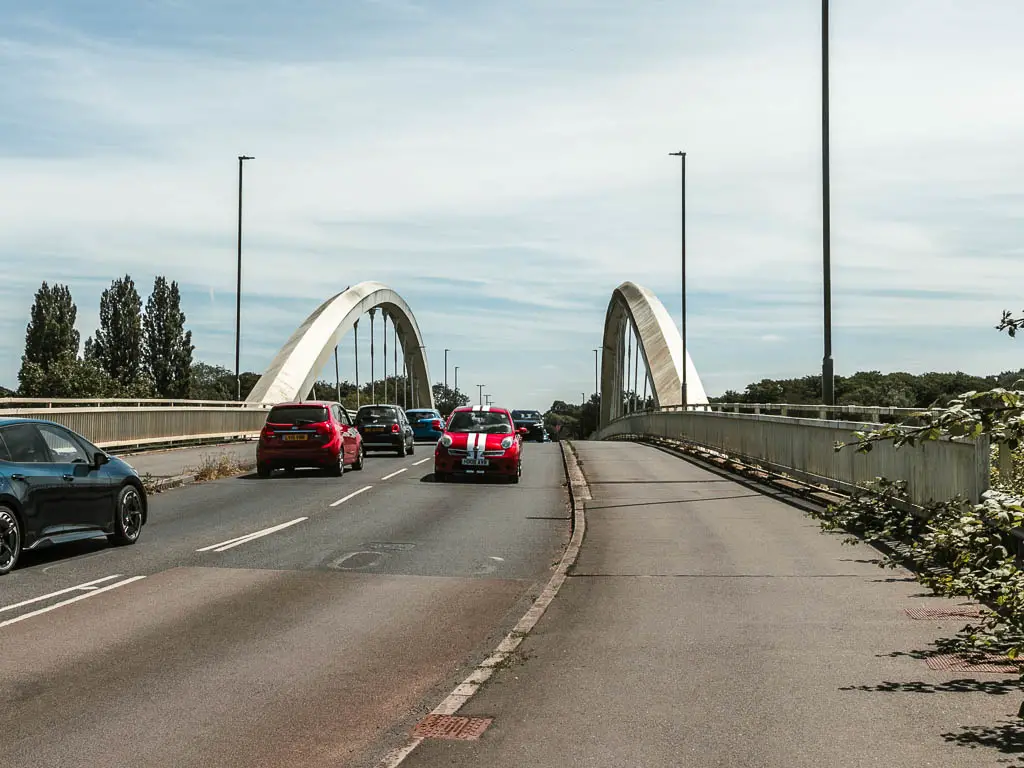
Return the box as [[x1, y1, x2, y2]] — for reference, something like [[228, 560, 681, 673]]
[[119, 487, 144, 541], [0, 508, 20, 574]]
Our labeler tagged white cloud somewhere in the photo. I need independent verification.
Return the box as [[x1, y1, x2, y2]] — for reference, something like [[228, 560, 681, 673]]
[[1, 0, 1023, 405]]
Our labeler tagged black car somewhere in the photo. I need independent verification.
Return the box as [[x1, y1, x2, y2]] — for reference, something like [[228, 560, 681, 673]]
[[0, 418, 148, 575], [510, 410, 546, 442], [354, 404, 415, 456]]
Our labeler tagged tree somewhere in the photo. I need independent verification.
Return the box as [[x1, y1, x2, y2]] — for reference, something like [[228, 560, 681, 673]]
[[18, 354, 119, 398], [92, 275, 144, 388], [19, 282, 80, 394], [433, 383, 469, 415], [144, 277, 194, 397]]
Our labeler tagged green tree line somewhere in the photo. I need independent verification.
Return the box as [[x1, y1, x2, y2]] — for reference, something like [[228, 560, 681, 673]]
[[711, 369, 1024, 408]]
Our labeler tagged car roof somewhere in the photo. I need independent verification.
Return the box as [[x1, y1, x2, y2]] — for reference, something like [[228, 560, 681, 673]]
[[271, 401, 336, 407], [0, 417, 65, 428], [450, 405, 511, 415], [357, 403, 400, 409]]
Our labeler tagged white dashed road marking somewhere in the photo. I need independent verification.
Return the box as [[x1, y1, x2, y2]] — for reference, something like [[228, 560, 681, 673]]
[[0, 576, 147, 630], [412, 458, 431, 466], [0, 574, 125, 614], [330, 485, 374, 507], [196, 517, 308, 553], [381, 468, 407, 481]]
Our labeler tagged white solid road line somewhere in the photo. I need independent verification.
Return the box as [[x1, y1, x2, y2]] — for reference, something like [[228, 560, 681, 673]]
[[381, 468, 407, 480], [0, 574, 124, 614], [196, 517, 308, 553], [411, 458, 431, 466], [329, 485, 373, 507], [0, 576, 147, 630]]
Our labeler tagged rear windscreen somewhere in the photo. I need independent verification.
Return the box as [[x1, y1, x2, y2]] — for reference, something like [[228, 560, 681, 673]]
[[408, 411, 440, 420], [267, 406, 328, 425], [357, 407, 397, 423]]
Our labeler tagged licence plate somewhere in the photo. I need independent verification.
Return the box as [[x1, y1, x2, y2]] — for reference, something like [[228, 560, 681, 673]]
[[283, 434, 308, 441], [366, 425, 385, 431], [462, 457, 488, 466]]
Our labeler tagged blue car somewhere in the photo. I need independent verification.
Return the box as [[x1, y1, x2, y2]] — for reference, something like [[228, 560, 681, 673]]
[[0, 418, 148, 575], [406, 408, 445, 442]]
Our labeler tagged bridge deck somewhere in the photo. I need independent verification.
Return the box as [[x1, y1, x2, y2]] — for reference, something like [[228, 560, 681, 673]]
[[403, 440, 1018, 767]]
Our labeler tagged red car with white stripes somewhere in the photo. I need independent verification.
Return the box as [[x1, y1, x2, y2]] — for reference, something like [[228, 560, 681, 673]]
[[433, 405, 526, 483]]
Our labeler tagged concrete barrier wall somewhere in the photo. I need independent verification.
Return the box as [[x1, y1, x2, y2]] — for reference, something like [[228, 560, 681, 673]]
[[595, 410, 989, 507], [0, 406, 272, 449]]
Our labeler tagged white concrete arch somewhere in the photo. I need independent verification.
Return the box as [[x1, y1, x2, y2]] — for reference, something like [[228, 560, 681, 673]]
[[599, 281, 708, 427], [246, 281, 435, 408]]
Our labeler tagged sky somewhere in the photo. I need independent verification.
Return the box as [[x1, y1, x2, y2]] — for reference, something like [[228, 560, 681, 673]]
[[1, 0, 1023, 409]]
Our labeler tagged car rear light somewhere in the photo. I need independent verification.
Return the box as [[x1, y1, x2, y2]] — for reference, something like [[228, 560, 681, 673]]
[[261, 426, 275, 439], [432, 419, 442, 430], [391, 423, 400, 433]]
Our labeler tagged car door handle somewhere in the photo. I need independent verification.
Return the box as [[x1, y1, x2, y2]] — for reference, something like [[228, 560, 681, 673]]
[[10, 473, 25, 481], [62, 474, 74, 482]]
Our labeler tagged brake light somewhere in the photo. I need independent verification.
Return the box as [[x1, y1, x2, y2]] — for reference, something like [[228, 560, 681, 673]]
[[261, 426, 275, 439], [391, 423, 400, 433], [432, 419, 442, 430]]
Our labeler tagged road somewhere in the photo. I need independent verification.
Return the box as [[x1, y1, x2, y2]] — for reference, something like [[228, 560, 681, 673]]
[[0, 443, 569, 768]]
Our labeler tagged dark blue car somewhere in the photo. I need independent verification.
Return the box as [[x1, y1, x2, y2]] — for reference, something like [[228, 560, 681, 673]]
[[0, 418, 148, 575], [406, 408, 445, 442]]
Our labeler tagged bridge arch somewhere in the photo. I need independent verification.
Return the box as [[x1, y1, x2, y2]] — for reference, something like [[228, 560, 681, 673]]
[[599, 281, 708, 427], [246, 281, 435, 408]]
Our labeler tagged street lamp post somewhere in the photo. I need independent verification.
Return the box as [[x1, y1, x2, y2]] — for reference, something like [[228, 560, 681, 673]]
[[593, 348, 599, 403], [234, 154, 254, 401], [454, 366, 459, 395], [444, 348, 450, 393], [477, 384, 485, 405], [668, 151, 687, 410], [821, 0, 835, 405]]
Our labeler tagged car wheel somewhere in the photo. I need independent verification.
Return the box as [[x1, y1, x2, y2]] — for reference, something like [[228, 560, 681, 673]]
[[408, 440, 415, 456], [109, 484, 144, 546], [257, 462, 272, 478], [397, 441, 406, 457], [353, 445, 365, 470], [0, 505, 22, 576], [327, 451, 344, 477]]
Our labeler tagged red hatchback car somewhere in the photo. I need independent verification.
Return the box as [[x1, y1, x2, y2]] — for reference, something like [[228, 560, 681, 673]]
[[434, 405, 526, 483], [256, 401, 365, 478]]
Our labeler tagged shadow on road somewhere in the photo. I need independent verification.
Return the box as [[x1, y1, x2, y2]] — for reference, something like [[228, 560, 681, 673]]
[[941, 721, 1024, 764]]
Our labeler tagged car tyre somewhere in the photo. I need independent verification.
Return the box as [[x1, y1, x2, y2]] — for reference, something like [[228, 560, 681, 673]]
[[396, 441, 406, 458], [408, 440, 415, 456], [327, 451, 344, 477], [0, 505, 22, 576], [353, 445, 365, 470], [109, 484, 144, 546], [257, 462, 272, 478]]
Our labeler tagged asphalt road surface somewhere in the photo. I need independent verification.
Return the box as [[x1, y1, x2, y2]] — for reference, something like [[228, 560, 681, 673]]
[[0, 443, 569, 768]]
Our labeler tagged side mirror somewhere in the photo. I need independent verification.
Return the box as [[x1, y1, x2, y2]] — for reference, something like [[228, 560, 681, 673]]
[[93, 451, 110, 468], [518, 427, 528, 435]]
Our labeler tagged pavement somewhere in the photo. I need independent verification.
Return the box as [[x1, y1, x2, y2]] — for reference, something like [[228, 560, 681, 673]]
[[114, 441, 258, 479], [399, 440, 1024, 768], [0, 442, 569, 768]]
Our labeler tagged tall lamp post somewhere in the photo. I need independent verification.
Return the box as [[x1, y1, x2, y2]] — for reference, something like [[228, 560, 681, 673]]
[[821, 0, 835, 405], [454, 366, 459, 395], [477, 384, 485, 405], [668, 151, 687, 409], [593, 348, 599, 402], [234, 154, 254, 400], [444, 348, 450, 392]]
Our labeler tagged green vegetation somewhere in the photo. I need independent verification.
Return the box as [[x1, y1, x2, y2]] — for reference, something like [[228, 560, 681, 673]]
[[713, 369, 1024, 408]]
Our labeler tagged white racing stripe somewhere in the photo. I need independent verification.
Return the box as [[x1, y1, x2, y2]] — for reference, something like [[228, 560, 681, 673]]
[[381, 468, 407, 481], [196, 517, 308, 553], [0, 576, 147, 630], [0, 574, 124, 614], [329, 485, 373, 507], [411, 458, 431, 466]]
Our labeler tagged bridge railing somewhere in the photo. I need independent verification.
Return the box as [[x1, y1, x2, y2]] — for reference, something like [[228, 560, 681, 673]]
[[0, 398, 272, 452], [655, 402, 926, 424], [595, 405, 988, 509]]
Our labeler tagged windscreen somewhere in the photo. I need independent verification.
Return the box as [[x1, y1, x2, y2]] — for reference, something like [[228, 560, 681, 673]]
[[511, 410, 542, 421], [267, 406, 328, 425], [448, 411, 513, 434], [357, 406, 397, 423]]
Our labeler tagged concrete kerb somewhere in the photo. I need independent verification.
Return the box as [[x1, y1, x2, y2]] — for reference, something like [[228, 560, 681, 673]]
[[144, 460, 258, 494], [375, 440, 589, 768]]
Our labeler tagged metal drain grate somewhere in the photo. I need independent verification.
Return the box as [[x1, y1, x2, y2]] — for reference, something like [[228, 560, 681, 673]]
[[904, 606, 984, 620], [412, 715, 493, 740], [925, 653, 1021, 673]]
